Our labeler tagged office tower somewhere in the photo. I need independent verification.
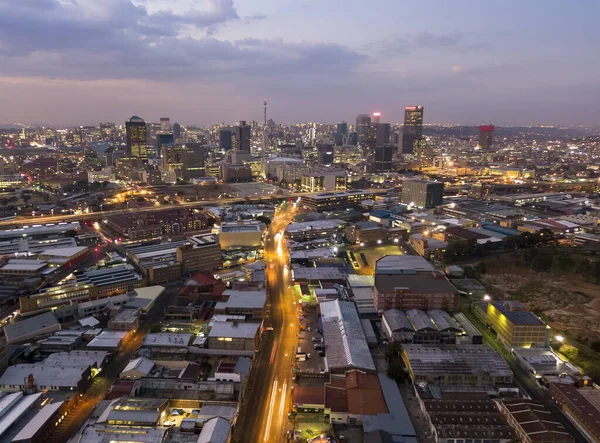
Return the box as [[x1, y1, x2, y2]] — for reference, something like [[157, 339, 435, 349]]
[[161, 143, 183, 171], [347, 132, 358, 146], [401, 179, 444, 209], [372, 112, 381, 124], [125, 116, 148, 159], [374, 144, 394, 171], [160, 117, 171, 133], [182, 143, 205, 180], [219, 129, 233, 151], [173, 123, 182, 140], [317, 143, 334, 166], [232, 121, 251, 152], [402, 106, 424, 154], [355, 114, 371, 143], [413, 137, 433, 167], [478, 125, 495, 149], [157, 133, 174, 159], [335, 122, 348, 146], [376, 123, 391, 146]]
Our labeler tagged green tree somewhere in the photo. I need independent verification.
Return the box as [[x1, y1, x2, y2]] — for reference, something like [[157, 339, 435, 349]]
[[386, 362, 407, 382]]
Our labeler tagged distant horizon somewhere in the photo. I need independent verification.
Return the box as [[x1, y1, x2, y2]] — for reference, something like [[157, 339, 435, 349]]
[[1, 1, 599, 127]]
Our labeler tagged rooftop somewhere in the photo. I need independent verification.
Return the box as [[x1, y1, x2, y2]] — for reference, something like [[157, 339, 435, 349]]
[[142, 333, 193, 348], [501, 398, 574, 443], [375, 255, 434, 273], [215, 290, 267, 310], [208, 321, 261, 340], [4, 312, 60, 344], [403, 344, 513, 378], [77, 424, 169, 443], [489, 300, 545, 326], [292, 267, 345, 281], [285, 219, 346, 234], [320, 300, 375, 372], [0, 363, 87, 388]]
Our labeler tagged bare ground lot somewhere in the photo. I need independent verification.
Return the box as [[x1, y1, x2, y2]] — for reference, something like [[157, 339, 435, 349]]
[[480, 257, 600, 341]]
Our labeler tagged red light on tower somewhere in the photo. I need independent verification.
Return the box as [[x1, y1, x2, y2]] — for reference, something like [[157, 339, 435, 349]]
[[373, 112, 381, 123]]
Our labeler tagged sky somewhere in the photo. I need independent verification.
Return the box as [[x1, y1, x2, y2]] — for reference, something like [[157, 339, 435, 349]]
[[0, 0, 599, 127]]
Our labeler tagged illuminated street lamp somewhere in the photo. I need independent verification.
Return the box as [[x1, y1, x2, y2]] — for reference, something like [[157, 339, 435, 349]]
[[483, 294, 491, 301], [555, 335, 564, 343]]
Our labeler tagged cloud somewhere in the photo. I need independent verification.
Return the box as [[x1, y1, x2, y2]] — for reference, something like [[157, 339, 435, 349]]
[[370, 32, 486, 56], [0, 0, 365, 83], [451, 65, 465, 74]]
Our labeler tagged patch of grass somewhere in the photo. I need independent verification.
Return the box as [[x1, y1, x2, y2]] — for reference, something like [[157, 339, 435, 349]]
[[558, 342, 600, 382]]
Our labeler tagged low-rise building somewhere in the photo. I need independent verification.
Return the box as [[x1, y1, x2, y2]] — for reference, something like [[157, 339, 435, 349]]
[[382, 308, 462, 344], [142, 333, 193, 356], [75, 265, 144, 298], [214, 290, 266, 320], [420, 392, 516, 443], [403, 344, 513, 387], [549, 383, 600, 442], [285, 219, 346, 241], [4, 312, 60, 344], [345, 221, 385, 245], [207, 321, 261, 351], [374, 255, 459, 312], [108, 309, 140, 331], [220, 221, 263, 249], [320, 300, 375, 373], [300, 190, 375, 212], [87, 331, 129, 351], [120, 357, 156, 380], [487, 300, 549, 348], [498, 397, 574, 443]]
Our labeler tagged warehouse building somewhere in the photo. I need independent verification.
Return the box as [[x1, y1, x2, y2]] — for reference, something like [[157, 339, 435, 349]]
[[4, 312, 60, 345], [214, 290, 266, 320], [207, 321, 261, 351], [374, 255, 459, 312], [487, 300, 549, 348], [402, 344, 513, 387]]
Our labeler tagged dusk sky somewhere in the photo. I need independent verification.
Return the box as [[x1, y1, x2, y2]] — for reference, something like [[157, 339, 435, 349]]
[[1, 0, 599, 127]]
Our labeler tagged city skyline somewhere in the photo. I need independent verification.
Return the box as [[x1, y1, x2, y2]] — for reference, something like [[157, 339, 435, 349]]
[[0, 0, 599, 126]]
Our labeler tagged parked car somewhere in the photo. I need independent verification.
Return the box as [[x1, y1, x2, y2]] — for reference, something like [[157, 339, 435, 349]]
[[318, 351, 325, 357]]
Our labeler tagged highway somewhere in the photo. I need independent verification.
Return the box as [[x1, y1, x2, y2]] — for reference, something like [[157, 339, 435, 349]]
[[233, 202, 298, 443]]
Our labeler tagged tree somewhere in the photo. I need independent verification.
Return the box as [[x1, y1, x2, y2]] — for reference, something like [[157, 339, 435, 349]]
[[386, 362, 407, 382], [149, 324, 162, 333]]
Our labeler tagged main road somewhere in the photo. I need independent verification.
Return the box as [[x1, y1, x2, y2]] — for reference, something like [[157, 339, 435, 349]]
[[233, 202, 298, 443]]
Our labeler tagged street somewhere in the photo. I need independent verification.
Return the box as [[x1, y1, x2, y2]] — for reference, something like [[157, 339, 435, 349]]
[[233, 202, 298, 443], [48, 284, 180, 443]]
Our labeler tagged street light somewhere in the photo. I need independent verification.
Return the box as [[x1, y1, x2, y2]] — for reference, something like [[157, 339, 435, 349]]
[[483, 294, 491, 301], [555, 335, 564, 343]]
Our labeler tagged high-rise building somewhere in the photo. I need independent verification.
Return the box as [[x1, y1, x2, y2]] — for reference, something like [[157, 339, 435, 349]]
[[347, 132, 358, 146], [219, 129, 233, 151], [402, 106, 424, 154], [232, 121, 251, 152], [173, 123, 182, 140], [374, 144, 394, 171], [376, 123, 391, 146], [160, 117, 171, 133], [335, 122, 348, 146], [478, 125, 495, 150], [401, 179, 444, 208], [182, 143, 206, 180], [372, 112, 381, 124], [157, 133, 174, 159], [317, 143, 334, 166], [161, 143, 183, 172], [355, 114, 371, 143], [413, 137, 433, 167], [125, 116, 148, 159]]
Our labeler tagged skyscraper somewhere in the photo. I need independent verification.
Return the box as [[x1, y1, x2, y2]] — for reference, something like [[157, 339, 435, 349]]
[[401, 179, 444, 208], [374, 144, 394, 171], [355, 114, 371, 143], [347, 132, 358, 146], [182, 143, 205, 180], [402, 106, 424, 154], [160, 117, 171, 133], [157, 133, 174, 159], [125, 116, 148, 159], [173, 123, 182, 141], [478, 125, 495, 149], [232, 121, 251, 152], [413, 137, 433, 167], [372, 112, 381, 124], [376, 123, 391, 146], [335, 122, 348, 146], [219, 129, 233, 151], [317, 143, 334, 166]]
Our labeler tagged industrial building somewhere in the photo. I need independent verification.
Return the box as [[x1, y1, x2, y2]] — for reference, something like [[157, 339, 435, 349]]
[[320, 300, 375, 373], [285, 219, 346, 241], [549, 383, 600, 443], [487, 300, 549, 348], [402, 344, 513, 386], [401, 179, 444, 209], [4, 312, 60, 344], [382, 309, 464, 344], [373, 255, 459, 312]]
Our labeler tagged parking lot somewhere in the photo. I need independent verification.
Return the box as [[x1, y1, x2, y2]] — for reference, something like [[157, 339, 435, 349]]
[[350, 244, 403, 275], [295, 303, 326, 373]]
